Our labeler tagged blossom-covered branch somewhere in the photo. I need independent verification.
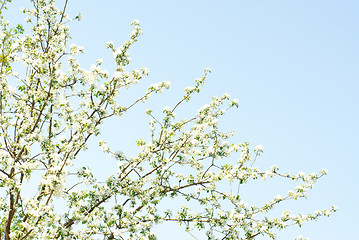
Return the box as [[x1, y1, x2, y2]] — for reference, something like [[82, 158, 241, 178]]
[[0, 0, 336, 239]]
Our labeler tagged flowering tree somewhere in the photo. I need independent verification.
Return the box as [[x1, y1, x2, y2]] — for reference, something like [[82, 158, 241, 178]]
[[0, 0, 336, 239]]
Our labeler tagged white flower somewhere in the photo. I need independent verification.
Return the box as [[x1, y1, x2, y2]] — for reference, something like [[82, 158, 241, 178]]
[[297, 171, 305, 177], [113, 230, 121, 237], [163, 106, 171, 112], [0, 31, 5, 39], [7, 86, 15, 95], [254, 144, 263, 153], [51, 153, 61, 161], [99, 141, 109, 152], [76, 13, 83, 21], [84, 168, 92, 176], [77, 199, 85, 206], [59, 135, 66, 142], [252, 221, 257, 228], [295, 235, 309, 240], [105, 41, 113, 46], [266, 169, 274, 177], [231, 98, 239, 107], [143, 67, 149, 75], [320, 169, 328, 175], [274, 195, 282, 201], [113, 71, 122, 78], [132, 19, 140, 25]]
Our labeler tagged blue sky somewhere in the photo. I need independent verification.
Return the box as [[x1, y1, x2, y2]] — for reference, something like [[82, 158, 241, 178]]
[[7, 0, 359, 239]]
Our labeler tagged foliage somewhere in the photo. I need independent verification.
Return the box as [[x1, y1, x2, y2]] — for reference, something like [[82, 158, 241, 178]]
[[0, 0, 336, 239]]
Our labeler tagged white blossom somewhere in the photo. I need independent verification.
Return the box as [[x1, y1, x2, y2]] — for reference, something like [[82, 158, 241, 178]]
[[254, 144, 264, 153], [0, 1, 336, 239]]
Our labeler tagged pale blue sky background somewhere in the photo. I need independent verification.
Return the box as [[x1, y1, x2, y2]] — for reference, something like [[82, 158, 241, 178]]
[[8, 0, 359, 239]]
